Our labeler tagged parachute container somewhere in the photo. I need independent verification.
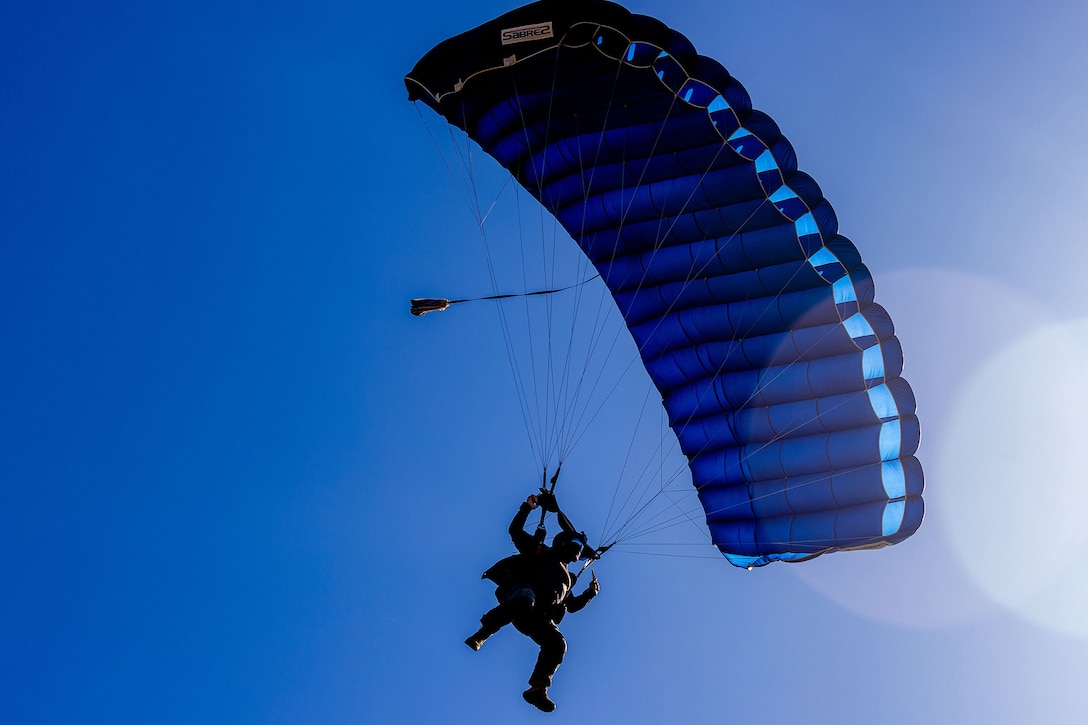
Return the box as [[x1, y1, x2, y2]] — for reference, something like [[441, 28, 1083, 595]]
[[406, 0, 923, 567]]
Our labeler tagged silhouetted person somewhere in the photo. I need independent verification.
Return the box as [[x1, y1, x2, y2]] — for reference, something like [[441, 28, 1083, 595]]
[[465, 492, 600, 712]]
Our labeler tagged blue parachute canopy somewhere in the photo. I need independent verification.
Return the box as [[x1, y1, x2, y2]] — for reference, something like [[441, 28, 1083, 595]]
[[406, 0, 923, 567]]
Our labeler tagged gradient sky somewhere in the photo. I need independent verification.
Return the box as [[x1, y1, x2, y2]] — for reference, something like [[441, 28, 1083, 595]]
[[4, 1, 1088, 723]]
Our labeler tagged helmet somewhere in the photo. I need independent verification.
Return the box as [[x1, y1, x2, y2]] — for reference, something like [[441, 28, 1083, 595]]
[[552, 531, 588, 562]]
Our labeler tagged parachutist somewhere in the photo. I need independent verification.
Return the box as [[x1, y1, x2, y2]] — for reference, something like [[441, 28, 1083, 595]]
[[465, 493, 600, 713]]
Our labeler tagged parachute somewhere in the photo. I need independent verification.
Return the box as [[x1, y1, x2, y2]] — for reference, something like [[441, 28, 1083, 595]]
[[406, 0, 923, 567]]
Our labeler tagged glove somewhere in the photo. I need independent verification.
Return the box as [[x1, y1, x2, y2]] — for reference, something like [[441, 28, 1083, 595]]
[[536, 489, 559, 512]]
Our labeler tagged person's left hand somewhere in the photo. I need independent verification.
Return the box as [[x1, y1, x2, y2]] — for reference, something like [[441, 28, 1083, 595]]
[[589, 572, 600, 595]]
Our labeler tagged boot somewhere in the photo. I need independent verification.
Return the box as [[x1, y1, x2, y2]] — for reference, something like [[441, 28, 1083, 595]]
[[522, 686, 556, 712]]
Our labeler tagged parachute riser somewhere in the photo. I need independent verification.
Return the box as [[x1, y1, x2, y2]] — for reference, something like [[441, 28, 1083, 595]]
[[534, 463, 562, 540], [530, 465, 607, 575], [574, 540, 612, 576]]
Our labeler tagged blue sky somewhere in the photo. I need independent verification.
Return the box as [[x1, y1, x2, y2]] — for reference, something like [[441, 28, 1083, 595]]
[[4, 1, 1088, 722]]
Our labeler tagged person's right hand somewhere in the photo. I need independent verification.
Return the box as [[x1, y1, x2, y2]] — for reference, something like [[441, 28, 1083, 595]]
[[535, 490, 558, 512]]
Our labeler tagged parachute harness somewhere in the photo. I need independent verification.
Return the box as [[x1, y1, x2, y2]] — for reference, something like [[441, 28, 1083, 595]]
[[533, 465, 611, 570]]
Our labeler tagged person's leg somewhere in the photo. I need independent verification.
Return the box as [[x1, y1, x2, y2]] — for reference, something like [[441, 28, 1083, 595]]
[[526, 620, 565, 688], [516, 619, 565, 712], [465, 587, 535, 650]]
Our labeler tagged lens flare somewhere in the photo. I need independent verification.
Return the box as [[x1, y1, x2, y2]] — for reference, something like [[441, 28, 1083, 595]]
[[791, 268, 1055, 628], [938, 319, 1088, 638]]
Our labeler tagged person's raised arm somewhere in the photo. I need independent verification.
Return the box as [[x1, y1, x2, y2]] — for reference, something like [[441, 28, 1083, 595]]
[[509, 494, 539, 554]]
